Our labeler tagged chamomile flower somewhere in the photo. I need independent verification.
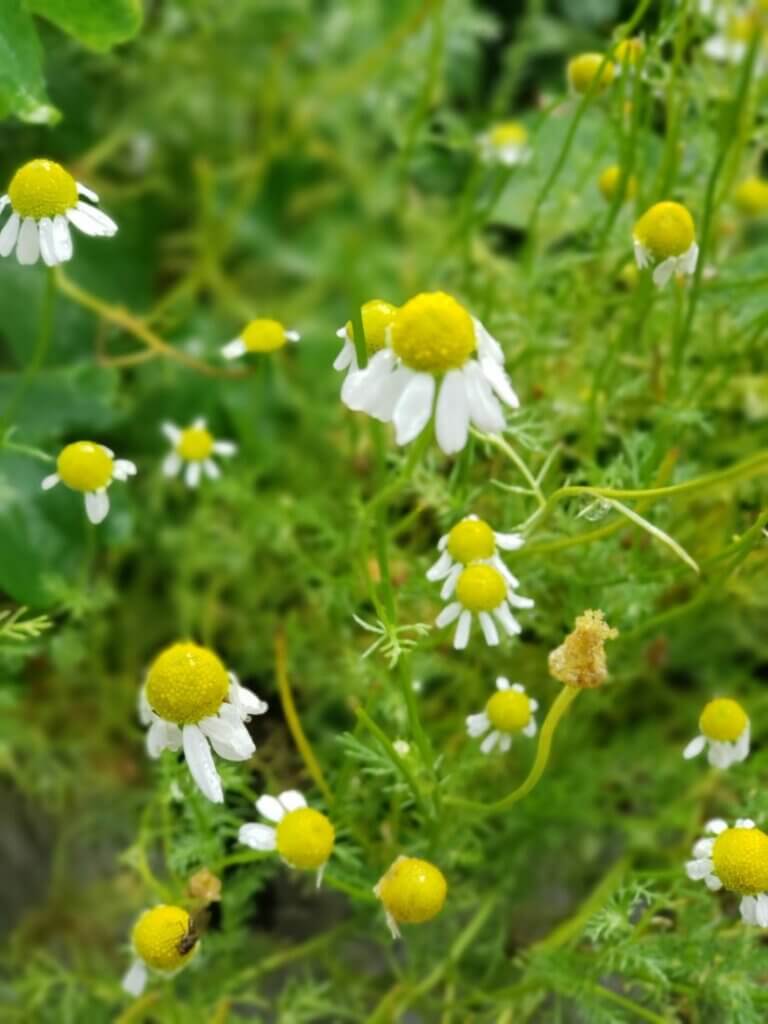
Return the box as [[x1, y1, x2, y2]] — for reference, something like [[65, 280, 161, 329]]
[[341, 291, 519, 455], [426, 514, 526, 600], [122, 904, 198, 997], [374, 856, 447, 939], [238, 790, 335, 887], [567, 53, 615, 94], [683, 697, 750, 769], [466, 677, 538, 754], [633, 201, 699, 288], [139, 642, 268, 804], [0, 158, 117, 266], [41, 441, 136, 524], [436, 562, 532, 650], [598, 164, 637, 203], [335, 299, 398, 381], [686, 818, 768, 926], [479, 121, 531, 167], [704, 9, 768, 69], [733, 174, 768, 216], [161, 419, 236, 487], [221, 318, 300, 360]]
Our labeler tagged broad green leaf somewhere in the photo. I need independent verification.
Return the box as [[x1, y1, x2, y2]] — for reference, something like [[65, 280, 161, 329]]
[[25, 0, 143, 52], [0, 0, 58, 125]]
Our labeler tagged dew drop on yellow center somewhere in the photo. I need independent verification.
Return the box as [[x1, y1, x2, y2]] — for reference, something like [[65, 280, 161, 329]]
[[8, 159, 78, 219], [57, 441, 113, 492]]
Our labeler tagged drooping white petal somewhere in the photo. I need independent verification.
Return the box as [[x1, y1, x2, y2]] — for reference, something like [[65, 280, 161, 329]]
[[473, 318, 505, 363], [370, 366, 415, 423], [0, 195, 8, 214], [707, 741, 734, 770], [740, 895, 758, 924], [256, 794, 286, 823], [682, 735, 706, 760], [478, 611, 500, 646], [121, 959, 148, 997], [52, 215, 73, 262], [494, 602, 522, 636], [203, 459, 220, 480], [41, 473, 60, 490], [162, 452, 182, 478], [113, 459, 137, 481], [228, 680, 268, 719], [392, 372, 435, 445], [480, 730, 499, 754], [85, 490, 110, 524], [333, 339, 356, 372], [439, 565, 462, 601], [499, 733, 513, 752], [238, 822, 277, 851], [67, 201, 118, 237], [221, 338, 247, 360], [147, 719, 182, 758], [436, 602, 461, 628], [491, 555, 520, 589], [341, 350, 395, 412], [138, 687, 153, 726], [198, 714, 255, 761], [185, 461, 202, 488], [652, 257, 677, 289], [278, 790, 307, 812], [0, 213, 20, 257], [182, 724, 223, 803], [633, 239, 650, 269], [523, 719, 537, 738], [466, 712, 490, 737], [435, 370, 470, 455], [685, 857, 714, 881], [454, 610, 472, 650], [38, 217, 58, 266], [479, 355, 519, 409], [17, 218, 40, 265], [494, 531, 524, 551], [161, 421, 181, 443], [682, 242, 699, 276], [755, 893, 768, 928], [426, 551, 453, 582]]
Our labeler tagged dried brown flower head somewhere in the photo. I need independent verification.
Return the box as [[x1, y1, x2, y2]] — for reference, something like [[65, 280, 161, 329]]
[[548, 609, 618, 689], [186, 867, 222, 905]]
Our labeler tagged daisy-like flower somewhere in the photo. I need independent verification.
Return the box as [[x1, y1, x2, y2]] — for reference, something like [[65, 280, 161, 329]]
[[598, 164, 637, 203], [374, 856, 447, 939], [633, 201, 699, 288], [703, 8, 767, 69], [41, 441, 136, 524], [220, 318, 300, 360], [139, 641, 267, 804], [341, 291, 519, 456], [238, 790, 335, 887], [0, 158, 117, 266], [335, 298, 399, 381], [733, 174, 768, 216], [567, 52, 615, 95], [466, 677, 538, 754], [161, 419, 236, 487], [479, 121, 531, 167], [122, 904, 199, 997], [686, 818, 768, 926], [683, 697, 750, 769], [436, 562, 532, 650], [426, 514, 526, 599]]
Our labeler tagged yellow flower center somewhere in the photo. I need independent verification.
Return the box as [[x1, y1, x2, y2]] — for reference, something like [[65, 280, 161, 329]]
[[376, 857, 447, 925], [446, 518, 495, 564], [486, 689, 531, 733], [734, 176, 768, 216], [455, 564, 507, 612], [241, 318, 287, 353], [567, 53, 615, 95], [489, 121, 528, 148], [598, 165, 637, 203], [146, 642, 229, 725], [131, 905, 198, 972], [712, 827, 768, 895], [634, 201, 696, 260], [8, 159, 78, 219], [614, 37, 644, 66], [726, 12, 760, 42], [177, 427, 215, 462], [699, 698, 748, 742], [275, 808, 335, 870], [390, 292, 476, 373], [56, 441, 113, 492], [345, 299, 398, 356]]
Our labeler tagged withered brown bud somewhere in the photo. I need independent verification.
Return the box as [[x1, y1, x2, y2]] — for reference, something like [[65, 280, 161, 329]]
[[548, 609, 618, 689]]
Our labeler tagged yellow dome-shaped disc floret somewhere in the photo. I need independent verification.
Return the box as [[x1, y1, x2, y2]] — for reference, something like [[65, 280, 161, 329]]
[[132, 905, 198, 972], [734, 176, 768, 216], [598, 165, 637, 203], [489, 121, 528, 148], [146, 642, 230, 725], [390, 292, 476, 373], [176, 426, 215, 462], [346, 299, 398, 356], [456, 564, 507, 613], [275, 808, 335, 870], [486, 688, 532, 734], [712, 827, 768, 895], [634, 201, 696, 260], [567, 53, 615, 95], [446, 518, 495, 564], [376, 857, 447, 926], [241, 319, 288, 353], [615, 37, 644, 66], [8, 159, 78, 219], [56, 442, 113, 492], [699, 698, 748, 742]]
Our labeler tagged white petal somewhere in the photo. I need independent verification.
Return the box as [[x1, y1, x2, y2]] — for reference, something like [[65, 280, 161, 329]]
[[221, 338, 247, 360], [147, 719, 182, 758], [278, 790, 307, 812], [392, 373, 435, 445], [454, 610, 472, 650], [198, 714, 255, 761], [185, 461, 202, 488], [426, 551, 453, 582], [203, 459, 221, 480], [479, 355, 519, 409], [736, 818, 755, 830], [496, 677, 511, 690], [192, 417, 206, 429], [285, 330, 300, 343], [113, 459, 137, 481], [693, 838, 714, 858], [463, 361, 505, 433], [706, 819, 728, 835], [161, 422, 181, 443], [499, 733, 513, 752], [466, 712, 490, 737], [707, 742, 734, 770], [704, 873, 723, 891], [52, 215, 73, 262], [67, 201, 118, 237], [341, 350, 396, 412], [77, 182, 99, 203], [494, 532, 524, 551], [652, 257, 676, 289], [41, 473, 60, 491], [633, 239, 650, 268], [480, 730, 499, 754], [182, 724, 223, 803], [85, 490, 110, 524], [494, 602, 522, 636], [38, 218, 58, 266], [436, 602, 461, 628], [435, 370, 470, 455], [473, 318, 505, 363], [212, 440, 236, 456], [506, 589, 535, 610], [685, 857, 714, 881], [682, 242, 699, 276], [0, 195, 8, 213], [238, 823, 277, 851], [121, 959, 148, 997], [523, 718, 537, 738], [478, 611, 499, 646], [256, 794, 286, 823], [0, 213, 20, 257], [683, 735, 706, 760], [162, 452, 182, 478], [741, 895, 758, 925], [229, 681, 268, 719], [491, 555, 520, 589], [755, 893, 768, 928], [17, 218, 40, 265], [439, 565, 462, 601], [333, 339, 355, 372], [138, 687, 153, 726]]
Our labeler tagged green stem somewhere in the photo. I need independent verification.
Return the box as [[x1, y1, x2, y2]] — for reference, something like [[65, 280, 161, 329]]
[[354, 704, 432, 820], [1, 267, 55, 432]]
